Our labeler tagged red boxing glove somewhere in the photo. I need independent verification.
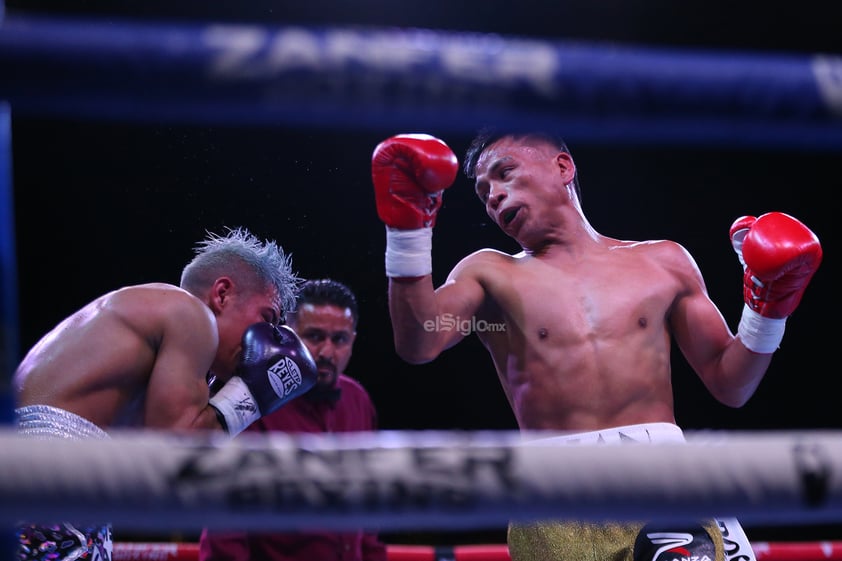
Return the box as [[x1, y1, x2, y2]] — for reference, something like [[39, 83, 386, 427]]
[[731, 212, 822, 319], [371, 133, 459, 230], [730, 212, 822, 354]]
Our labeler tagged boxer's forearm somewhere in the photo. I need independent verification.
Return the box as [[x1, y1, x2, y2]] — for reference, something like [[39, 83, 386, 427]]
[[373, 133, 461, 365], [703, 340, 774, 408], [388, 276, 454, 364]]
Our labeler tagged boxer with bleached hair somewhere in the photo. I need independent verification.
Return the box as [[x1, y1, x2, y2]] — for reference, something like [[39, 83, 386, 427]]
[[14, 226, 318, 561]]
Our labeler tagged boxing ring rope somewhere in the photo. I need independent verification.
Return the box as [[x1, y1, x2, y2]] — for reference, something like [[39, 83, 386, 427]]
[[3, 10, 842, 560], [2, 429, 842, 532], [109, 541, 842, 561], [1, 13, 842, 149]]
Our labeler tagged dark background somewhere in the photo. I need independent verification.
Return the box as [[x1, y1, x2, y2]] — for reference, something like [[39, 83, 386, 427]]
[[5, 0, 840, 544]]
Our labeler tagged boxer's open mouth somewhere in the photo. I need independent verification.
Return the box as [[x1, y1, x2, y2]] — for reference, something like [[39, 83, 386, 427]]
[[502, 207, 520, 227]]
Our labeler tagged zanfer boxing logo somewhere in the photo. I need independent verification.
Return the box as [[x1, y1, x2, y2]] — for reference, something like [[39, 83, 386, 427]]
[[171, 441, 521, 515], [267, 356, 303, 397], [202, 27, 562, 100]]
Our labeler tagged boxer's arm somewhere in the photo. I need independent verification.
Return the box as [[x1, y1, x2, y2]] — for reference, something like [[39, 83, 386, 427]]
[[668, 243, 772, 408], [144, 293, 225, 431], [673, 283, 773, 408], [147, 298, 318, 434], [674, 212, 822, 407], [373, 133, 468, 363], [389, 253, 488, 364]]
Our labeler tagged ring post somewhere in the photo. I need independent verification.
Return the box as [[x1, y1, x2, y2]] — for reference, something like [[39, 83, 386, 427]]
[[1, 0, 20, 548], [0, 102, 18, 561]]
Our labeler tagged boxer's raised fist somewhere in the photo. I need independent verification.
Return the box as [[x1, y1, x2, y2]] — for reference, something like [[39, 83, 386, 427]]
[[731, 212, 822, 319], [210, 322, 317, 436], [372, 134, 459, 230]]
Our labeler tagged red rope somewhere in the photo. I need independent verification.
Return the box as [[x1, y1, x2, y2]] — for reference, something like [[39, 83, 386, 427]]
[[113, 541, 842, 561], [753, 541, 842, 561], [113, 542, 199, 561]]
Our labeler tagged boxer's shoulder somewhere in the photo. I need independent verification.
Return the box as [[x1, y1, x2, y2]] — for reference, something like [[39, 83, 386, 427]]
[[453, 247, 520, 272], [103, 283, 211, 321], [71, 284, 216, 346]]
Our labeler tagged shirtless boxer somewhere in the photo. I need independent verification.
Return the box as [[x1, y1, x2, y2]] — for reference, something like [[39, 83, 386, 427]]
[[13, 227, 318, 561], [370, 131, 822, 561]]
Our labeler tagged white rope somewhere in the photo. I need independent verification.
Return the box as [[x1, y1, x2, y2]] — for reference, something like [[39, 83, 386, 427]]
[[2, 429, 841, 532]]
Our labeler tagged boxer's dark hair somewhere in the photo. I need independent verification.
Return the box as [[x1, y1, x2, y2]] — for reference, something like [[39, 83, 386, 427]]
[[463, 127, 581, 203]]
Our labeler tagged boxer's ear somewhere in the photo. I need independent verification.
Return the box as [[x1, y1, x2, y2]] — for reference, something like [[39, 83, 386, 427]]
[[208, 277, 234, 313], [555, 152, 576, 185]]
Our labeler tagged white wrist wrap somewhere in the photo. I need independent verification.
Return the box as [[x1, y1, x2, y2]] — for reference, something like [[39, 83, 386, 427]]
[[737, 304, 787, 354], [385, 227, 433, 278], [209, 375, 260, 437]]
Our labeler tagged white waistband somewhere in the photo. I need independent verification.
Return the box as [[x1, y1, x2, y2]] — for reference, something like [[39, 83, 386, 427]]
[[526, 422, 685, 445]]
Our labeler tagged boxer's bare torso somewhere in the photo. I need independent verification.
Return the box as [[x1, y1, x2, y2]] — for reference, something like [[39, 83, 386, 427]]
[[387, 135, 772, 432], [393, 235, 718, 431], [14, 283, 219, 430], [448, 239, 691, 431]]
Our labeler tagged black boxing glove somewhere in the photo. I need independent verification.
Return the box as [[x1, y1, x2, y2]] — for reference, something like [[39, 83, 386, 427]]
[[210, 322, 317, 436]]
